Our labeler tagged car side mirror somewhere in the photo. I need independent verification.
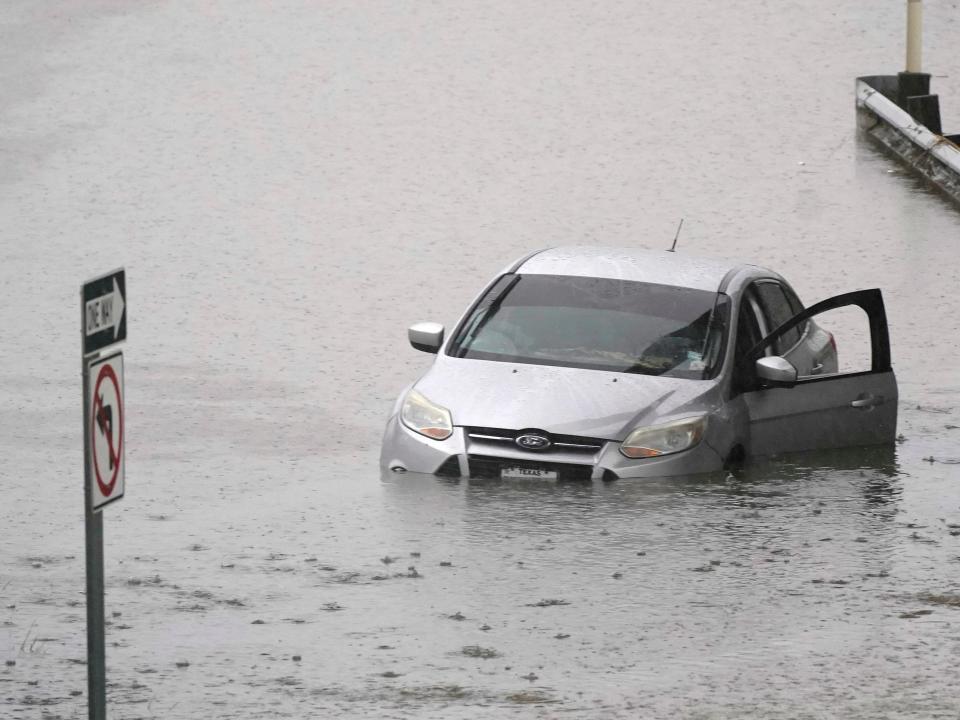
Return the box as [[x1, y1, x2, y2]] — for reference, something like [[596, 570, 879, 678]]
[[756, 356, 798, 388], [408, 322, 445, 354]]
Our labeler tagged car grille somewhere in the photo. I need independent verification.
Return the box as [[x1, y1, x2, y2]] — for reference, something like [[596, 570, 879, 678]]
[[465, 426, 606, 455], [466, 454, 594, 482]]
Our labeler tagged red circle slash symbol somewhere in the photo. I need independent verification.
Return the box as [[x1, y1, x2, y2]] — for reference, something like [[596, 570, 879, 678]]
[[92, 363, 123, 497]]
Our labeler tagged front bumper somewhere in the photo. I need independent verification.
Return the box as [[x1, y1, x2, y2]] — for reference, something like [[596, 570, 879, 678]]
[[379, 415, 725, 479]]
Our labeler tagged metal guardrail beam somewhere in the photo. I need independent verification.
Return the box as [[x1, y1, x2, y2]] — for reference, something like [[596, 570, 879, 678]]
[[856, 78, 960, 204]]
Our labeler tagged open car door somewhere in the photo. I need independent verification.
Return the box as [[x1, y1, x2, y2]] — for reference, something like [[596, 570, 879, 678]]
[[741, 289, 898, 457]]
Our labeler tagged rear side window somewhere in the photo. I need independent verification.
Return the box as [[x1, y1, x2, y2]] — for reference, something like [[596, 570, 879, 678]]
[[755, 282, 801, 354], [782, 284, 808, 338]]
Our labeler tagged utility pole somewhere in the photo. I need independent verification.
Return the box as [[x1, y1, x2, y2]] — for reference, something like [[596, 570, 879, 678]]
[[906, 0, 922, 73]]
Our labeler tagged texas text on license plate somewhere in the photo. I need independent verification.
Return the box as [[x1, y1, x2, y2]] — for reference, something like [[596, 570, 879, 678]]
[[500, 465, 558, 481]]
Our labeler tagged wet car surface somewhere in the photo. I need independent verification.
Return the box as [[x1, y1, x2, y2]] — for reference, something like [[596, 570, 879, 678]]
[[3, 1, 960, 718]]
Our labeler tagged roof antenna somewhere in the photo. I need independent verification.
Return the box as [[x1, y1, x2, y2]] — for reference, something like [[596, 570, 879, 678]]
[[667, 218, 684, 252]]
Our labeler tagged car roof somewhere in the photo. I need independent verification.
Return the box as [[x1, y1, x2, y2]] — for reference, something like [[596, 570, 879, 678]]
[[515, 246, 749, 292]]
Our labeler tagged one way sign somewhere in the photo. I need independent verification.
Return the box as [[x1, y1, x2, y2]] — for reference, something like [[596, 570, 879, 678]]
[[83, 269, 126, 355]]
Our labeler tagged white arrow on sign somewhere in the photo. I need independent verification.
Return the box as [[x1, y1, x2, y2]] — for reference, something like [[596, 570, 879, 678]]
[[85, 277, 126, 339]]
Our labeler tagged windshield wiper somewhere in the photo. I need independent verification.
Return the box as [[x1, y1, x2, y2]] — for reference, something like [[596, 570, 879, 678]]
[[623, 359, 670, 375], [455, 274, 521, 357]]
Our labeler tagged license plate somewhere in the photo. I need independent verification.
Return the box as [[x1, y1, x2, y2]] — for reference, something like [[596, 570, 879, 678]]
[[500, 466, 558, 481]]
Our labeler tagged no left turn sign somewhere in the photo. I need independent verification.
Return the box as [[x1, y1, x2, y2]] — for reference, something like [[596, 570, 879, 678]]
[[88, 352, 124, 511]]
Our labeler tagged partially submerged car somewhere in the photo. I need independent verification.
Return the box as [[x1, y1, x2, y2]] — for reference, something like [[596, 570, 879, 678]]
[[380, 247, 897, 480]]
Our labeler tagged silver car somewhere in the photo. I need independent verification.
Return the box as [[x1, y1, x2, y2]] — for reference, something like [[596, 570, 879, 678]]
[[380, 247, 898, 479]]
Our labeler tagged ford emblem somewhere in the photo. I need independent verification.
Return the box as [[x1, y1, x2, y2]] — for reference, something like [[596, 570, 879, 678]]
[[516, 433, 551, 451]]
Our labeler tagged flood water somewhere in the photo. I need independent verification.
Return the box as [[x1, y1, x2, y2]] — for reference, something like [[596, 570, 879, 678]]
[[2, 1, 960, 718]]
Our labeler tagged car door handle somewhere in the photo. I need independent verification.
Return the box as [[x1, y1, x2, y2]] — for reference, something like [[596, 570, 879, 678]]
[[851, 394, 883, 409]]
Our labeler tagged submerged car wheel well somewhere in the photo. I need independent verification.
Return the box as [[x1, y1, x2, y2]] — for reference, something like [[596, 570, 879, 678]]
[[724, 444, 746, 470]]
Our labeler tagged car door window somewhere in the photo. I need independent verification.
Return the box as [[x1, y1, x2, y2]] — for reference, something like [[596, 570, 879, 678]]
[[747, 289, 892, 381], [754, 281, 802, 354], [793, 305, 870, 380]]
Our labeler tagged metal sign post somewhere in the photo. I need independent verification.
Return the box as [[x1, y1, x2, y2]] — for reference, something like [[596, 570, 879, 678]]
[[81, 268, 127, 720]]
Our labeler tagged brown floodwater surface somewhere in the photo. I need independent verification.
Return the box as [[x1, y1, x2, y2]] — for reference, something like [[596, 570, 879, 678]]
[[2, 1, 960, 717]]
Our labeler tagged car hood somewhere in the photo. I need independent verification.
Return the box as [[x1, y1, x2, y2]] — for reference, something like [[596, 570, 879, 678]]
[[414, 357, 719, 440]]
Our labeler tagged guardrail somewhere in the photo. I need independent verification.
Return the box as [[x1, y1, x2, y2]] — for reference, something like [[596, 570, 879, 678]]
[[856, 75, 960, 205]]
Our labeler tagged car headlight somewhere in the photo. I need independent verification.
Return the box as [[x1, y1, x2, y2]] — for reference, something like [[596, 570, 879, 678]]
[[620, 416, 707, 458], [401, 389, 453, 440]]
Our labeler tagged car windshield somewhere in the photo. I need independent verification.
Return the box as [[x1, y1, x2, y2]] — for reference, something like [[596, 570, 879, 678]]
[[448, 274, 729, 379]]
